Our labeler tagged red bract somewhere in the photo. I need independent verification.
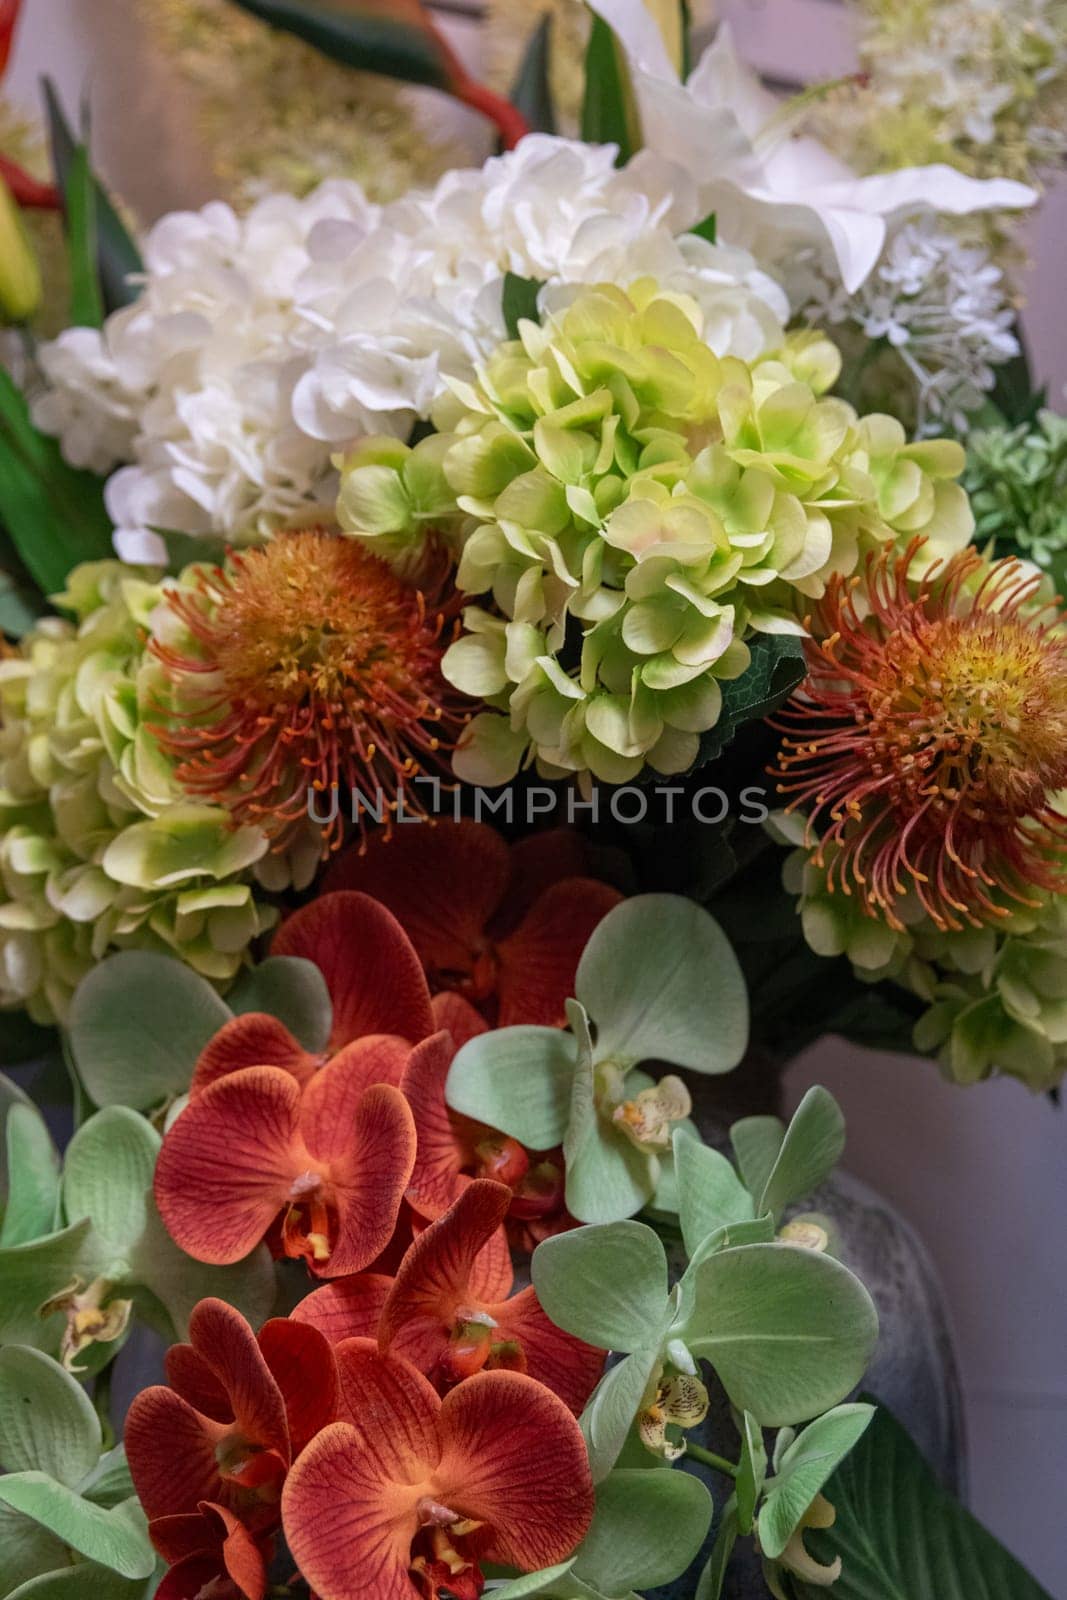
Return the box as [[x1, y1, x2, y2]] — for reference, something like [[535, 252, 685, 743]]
[[150, 1503, 269, 1600], [125, 1299, 337, 1539], [155, 1054, 417, 1276], [191, 893, 435, 1099], [325, 821, 622, 1026], [293, 1181, 604, 1415], [282, 1342, 595, 1600], [403, 1027, 573, 1248]]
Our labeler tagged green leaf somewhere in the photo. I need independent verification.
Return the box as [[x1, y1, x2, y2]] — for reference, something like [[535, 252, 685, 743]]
[[730, 1115, 784, 1204], [0, 1347, 101, 1486], [679, 1244, 878, 1426], [674, 1131, 754, 1257], [229, 0, 450, 88], [0, 367, 114, 595], [1, 1103, 61, 1246], [0, 1502, 70, 1599], [508, 13, 557, 135], [64, 144, 104, 329], [581, 13, 639, 163], [757, 1087, 845, 1221], [0, 1220, 111, 1351], [446, 1026, 576, 1150], [735, 1411, 766, 1536], [61, 1109, 158, 1255], [562, 1004, 657, 1225], [532, 1220, 670, 1351], [690, 212, 717, 245], [581, 1347, 662, 1483], [68, 952, 232, 1109], [0, 1479, 153, 1580], [695, 1496, 738, 1600], [574, 1468, 713, 1593], [576, 896, 748, 1073], [127, 1199, 276, 1339], [80, 1447, 135, 1510], [5, 1568, 150, 1600], [794, 1403, 1054, 1600], [757, 1403, 874, 1560], [698, 634, 807, 766], [0, 569, 47, 637], [227, 956, 332, 1052], [502, 272, 545, 340], [42, 82, 142, 316]]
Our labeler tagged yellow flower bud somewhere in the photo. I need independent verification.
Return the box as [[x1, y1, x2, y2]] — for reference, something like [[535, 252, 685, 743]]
[[0, 173, 42, 323]]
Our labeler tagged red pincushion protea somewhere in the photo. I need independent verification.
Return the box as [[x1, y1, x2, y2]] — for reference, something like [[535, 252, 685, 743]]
[[772, 542, 1067, 933], [150, 530, 468, 854]]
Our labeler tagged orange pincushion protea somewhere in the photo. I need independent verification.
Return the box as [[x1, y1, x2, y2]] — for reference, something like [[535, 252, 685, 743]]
[[150, 530, 468, 853], [773, 542, 1067, 933]]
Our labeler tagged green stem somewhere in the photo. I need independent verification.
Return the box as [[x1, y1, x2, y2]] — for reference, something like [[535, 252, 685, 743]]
[[686, 1443, 739, 1477]]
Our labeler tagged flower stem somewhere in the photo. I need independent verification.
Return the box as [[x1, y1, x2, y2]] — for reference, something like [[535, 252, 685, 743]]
[[686, 1443, 739, 1477]]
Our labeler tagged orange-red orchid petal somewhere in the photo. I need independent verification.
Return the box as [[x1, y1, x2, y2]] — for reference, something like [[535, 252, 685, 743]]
[[292, 1273, 395, 1345], [402, 1031, 474, 1221], [152, 1503, 268, 1600], [434, 1371, 594, 1571], [308, 1081, 417, 1278], [191, 1013, 319, 1098], [155, 1068, 304, 1265], [325, 820, 512, 983], [126, 1389, 228, 1522], [501, 828, 597, 927], [187, 1301, 290, 1456], [379, 1181, 513, 1363], [257, 1317, 338, 1457], [491, 1287, 605, 1416], [283, 1346, 591, 1600], [496, 877, 623, 1026], [430, 991, 488, 1050], [272, 892, 434, 1049]]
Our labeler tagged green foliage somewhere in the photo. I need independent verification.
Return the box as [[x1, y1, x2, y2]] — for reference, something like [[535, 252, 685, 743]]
[[0, 368, 114, 595], [508, 14, 557, 136], [68, 952, 232, 1110], [697, 634, 806, 766], [964, 408, 1067, 592], [0, 1347, 153, 1591], [790, 1404, 1055, 1600], [227, 955, 333, 1052], [502, 272, 545, 340], [581, 13, 639, 161], [42, 82, 142, 317], [228, 0, 450, 89], [1, 1101, 62, 1246], [448, 895, 748, 1224], [574, 1468, 714, 1592]]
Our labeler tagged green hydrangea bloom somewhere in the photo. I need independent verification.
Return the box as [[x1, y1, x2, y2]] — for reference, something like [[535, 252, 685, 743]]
[[964, 410, 1067, 592], [772, 813, 1067, 1091], [338, 279, 973, 787], [0, 563, 276, 1023]]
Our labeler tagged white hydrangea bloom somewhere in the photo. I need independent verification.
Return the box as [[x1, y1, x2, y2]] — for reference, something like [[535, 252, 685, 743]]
[[788, 216, 1020, 432], [31, 137, 789, 558]]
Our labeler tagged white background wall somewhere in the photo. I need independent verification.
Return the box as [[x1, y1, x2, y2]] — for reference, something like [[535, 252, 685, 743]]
[[8, 2, 1067, 1593]]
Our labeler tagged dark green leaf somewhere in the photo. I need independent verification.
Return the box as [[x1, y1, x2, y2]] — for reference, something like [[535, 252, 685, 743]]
[[502, 272, 544, 340], [508, 14, 557, 136], [64, 145, 104, 329], [793, 1403, 1055, 1600], [0, 367, 114, 594], [42, 82, 142, 316], [581, 14, 639, 162], [690, 212, 717, 244], [698, 635, 807, 767], [229, 0, 449, 88], [152, 527, 228, 576], [0, 568, 47, 637], [988, 327, 1044, 428]]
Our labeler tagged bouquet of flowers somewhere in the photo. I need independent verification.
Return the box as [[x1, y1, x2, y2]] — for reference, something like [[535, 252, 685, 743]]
[[0, 1, 1062, 1597]]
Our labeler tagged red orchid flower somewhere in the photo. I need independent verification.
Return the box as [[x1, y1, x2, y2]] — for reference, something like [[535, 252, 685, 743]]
[[281, 1342, 594, 1600], [325, 822, 622, 1026], [293, 1181, 605, 1415], [155, 1049, 417, 1276], [403, 1026, 574, 1248], [190, 892, 435, 1100], [149, 1502, 269, 1600], [125, 1299, 337, 1538]]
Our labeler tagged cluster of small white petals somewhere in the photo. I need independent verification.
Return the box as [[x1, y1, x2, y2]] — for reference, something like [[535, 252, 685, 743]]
[[788, 217, 1019, 433], [31, 137, 789, 561]]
